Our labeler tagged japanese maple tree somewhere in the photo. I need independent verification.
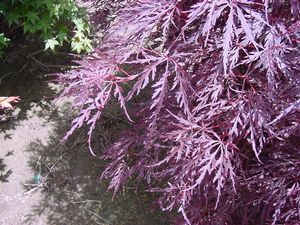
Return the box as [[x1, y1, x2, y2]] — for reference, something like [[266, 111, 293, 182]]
[[59, 0, 300, 224]]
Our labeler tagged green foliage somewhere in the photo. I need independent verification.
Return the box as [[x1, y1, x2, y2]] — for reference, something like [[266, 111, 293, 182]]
[[0, 33, 9, 56], [0, 0, 92, 54]]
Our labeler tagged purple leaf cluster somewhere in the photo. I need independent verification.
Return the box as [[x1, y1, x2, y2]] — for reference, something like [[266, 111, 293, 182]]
[[60, 0, 300, 224]]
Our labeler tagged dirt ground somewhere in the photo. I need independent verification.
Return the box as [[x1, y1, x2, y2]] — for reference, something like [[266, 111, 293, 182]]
[[0, 102, 53, 225]]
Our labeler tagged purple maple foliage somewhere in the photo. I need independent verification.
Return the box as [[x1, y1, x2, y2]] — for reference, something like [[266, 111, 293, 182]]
[[59, 0, 300, 224]]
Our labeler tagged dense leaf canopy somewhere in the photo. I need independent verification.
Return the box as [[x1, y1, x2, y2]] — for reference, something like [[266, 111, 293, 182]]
[[60, 1, 300, 224], [0, 0, 92, 55]]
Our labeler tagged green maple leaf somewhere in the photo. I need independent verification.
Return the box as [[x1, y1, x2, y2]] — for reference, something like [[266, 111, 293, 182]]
[[11, 0, 18, 5], [35, 0, 45, 8], [7, 12, 20, 26], [38, 16, 51, 34], [57, 29, 68, 44], [25, 11, 39, 24], [45, 38, 60, 51], [44, 0, 55, 10], [82, 38, 93, 52], [23, 22, 36, 34], [0, 3, 7, 14], [71, 41, 83, 53], [0, 33, 9, 47], [73, 18, 85, 32]]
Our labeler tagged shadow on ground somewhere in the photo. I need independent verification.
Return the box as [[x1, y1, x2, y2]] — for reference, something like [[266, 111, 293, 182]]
[[0, 157, 12, 182], [0, 39, 72, 188], [24, 103, 168, 225], [0, 38, 72, 135]]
